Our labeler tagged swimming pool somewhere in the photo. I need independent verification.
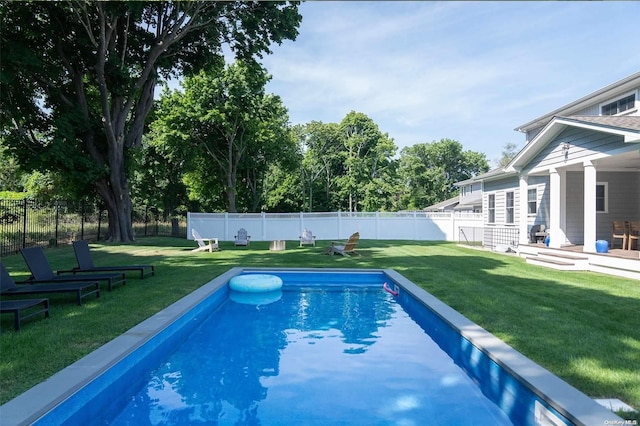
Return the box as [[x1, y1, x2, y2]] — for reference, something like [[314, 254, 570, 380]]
[[1, 268, 620, 425]]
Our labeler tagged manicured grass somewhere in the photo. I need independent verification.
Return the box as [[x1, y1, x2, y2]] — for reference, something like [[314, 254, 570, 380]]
[[1, 237, 639, 418]]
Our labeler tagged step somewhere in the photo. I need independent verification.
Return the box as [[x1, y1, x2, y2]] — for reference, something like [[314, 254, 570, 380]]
[[526, 256, 587, 271], [534, 251, 590, 270], [538, 251, 589, 261]]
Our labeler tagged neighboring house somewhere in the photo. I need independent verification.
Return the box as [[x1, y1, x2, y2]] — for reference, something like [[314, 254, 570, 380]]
[[423, 195, 459, 212], [459, 71, 640, 253], [424, 182, 483, 213], [454, 179, 484, 213]]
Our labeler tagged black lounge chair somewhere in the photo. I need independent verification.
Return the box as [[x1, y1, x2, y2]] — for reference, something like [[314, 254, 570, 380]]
[[1, 262, 99, 306], [20, 246, 125, 291], [57, 240, 154, 279], [1, 298, 50, 331]]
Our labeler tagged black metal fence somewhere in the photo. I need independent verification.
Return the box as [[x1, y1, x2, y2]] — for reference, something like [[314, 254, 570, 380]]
[[0, 199, 186, 256], [458, 226, 520, 249]]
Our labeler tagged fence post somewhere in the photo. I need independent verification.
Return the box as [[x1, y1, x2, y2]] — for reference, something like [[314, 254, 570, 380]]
[[97, 209, 102, 241], [22, 199, 27, 249], [80, 200, 85, 240], [55, 201, 60, 245], [299, 211, 304, 234], [224, 212, 229, 241]]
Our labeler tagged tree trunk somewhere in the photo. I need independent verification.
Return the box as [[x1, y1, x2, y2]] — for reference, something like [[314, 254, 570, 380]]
[[95, 174, 134, 242]]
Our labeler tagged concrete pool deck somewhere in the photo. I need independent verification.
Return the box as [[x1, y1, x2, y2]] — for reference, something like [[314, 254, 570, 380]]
[[1, 267, 625, 425]]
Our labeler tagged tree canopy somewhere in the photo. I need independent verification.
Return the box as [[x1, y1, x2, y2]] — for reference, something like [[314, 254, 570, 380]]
[[397, 139, 489, 210], [0, 1, 302, 240], [148, 61, 298, 213]]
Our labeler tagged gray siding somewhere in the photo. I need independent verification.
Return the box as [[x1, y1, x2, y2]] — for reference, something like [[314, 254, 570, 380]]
[[459, 182, 482, 206], [564, 171, 640, 244], [483, 176, 520, 226], [527, 127, 627, 171], [596, 171, 640, 241], [483, 176, 551, 228], [573, 104, 600, 116], [529, 177, 550, 228]]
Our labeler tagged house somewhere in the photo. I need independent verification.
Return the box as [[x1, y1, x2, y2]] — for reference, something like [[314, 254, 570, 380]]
[[425, 182, 483, 213], [459, 72, 640, 259]]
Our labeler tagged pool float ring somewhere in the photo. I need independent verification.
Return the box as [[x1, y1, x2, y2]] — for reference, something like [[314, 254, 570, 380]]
[[230, 290, 282, 306], [383, 282, 398, 297], [229, 274, 283, 293]]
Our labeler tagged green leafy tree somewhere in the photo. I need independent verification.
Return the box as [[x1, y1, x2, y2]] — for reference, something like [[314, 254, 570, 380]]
[[398, 139, 489, 209], [0, 1, 301, 241], [0, 141, 24, 192], [336, 111, 397, 212], [238, 94, 300, 212], [299, 121, 343, 212], [149, 62, 295, 213]]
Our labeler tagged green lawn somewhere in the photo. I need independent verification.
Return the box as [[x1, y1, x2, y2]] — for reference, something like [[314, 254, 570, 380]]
[[1, 237, 639, 417]]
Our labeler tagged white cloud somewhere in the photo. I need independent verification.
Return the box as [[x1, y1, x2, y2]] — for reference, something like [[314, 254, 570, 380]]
[[261, 1, 640, 160]]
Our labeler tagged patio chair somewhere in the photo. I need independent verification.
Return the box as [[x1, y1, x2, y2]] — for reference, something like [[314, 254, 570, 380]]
[[1, 262, 100, 306], [192, 229, 219, 252], [529, 224, 548, 244], [56, 240, 154, 279], [1, 298, 50, 331], [20, 246, 125, 291], [628, 221, 639, 251], [299, 229, 316, 247], [323, 232, 360, 257], [234, 228, 250, 246], [611, 221, 628, 250]]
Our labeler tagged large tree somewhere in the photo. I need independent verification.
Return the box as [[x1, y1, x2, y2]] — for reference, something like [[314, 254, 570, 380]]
[[0, 1, 301, 241], [150, 62, 295, 213], [299, 121, 343, 212], [336, 111, 397, 212], [398, 139, 489, 209]]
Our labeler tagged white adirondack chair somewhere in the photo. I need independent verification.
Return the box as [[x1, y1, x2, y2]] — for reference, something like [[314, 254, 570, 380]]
[[192, 229, 219, 252]]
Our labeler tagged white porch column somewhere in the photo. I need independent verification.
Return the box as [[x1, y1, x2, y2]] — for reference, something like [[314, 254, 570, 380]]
[[548, 168, 562, 248], [583, 161, 597, 253], [518, 174, 529, 245]]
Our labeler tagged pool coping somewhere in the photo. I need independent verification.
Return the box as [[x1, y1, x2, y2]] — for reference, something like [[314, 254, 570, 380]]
[[1, 267, 623, 425]]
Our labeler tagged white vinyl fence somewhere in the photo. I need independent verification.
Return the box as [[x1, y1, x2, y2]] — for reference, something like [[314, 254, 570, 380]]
[[187, 211, 483, 242]]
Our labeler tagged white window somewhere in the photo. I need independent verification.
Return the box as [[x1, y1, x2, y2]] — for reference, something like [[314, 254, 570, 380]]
[[506, 192, 514, 224], [596, 182, 608, 213], [488, 194, 495, 223], [601, 93, 636, 116], [527, 188, 537, 215]]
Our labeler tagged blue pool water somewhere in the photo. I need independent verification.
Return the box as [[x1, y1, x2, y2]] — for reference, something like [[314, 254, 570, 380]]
[[12, 268, 613, 425], [111, 285, 511, 425]]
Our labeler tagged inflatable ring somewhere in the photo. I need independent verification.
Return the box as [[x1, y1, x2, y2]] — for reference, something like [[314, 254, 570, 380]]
[[230, 290, 282, 305], [229, 274, 283, 293]]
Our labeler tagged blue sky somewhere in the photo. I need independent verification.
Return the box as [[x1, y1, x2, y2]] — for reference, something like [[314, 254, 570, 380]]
[[259, 1, 640, 165]]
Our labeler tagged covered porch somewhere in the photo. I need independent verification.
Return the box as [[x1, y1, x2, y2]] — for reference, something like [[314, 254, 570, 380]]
[[513, 116, 640, 254]]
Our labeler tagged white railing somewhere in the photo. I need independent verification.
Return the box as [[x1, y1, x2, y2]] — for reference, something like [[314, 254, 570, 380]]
[[187, 211, 483, 242]]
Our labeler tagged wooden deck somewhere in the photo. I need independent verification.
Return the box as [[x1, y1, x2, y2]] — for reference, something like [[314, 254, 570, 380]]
[[558, 244, 640, 260]]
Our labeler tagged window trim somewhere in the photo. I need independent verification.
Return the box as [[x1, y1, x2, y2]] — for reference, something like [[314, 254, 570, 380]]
[[600, 92, 636, 116], [527, 187, 538, 216], [596, 182, 608, 213], [487, 193, 496, 224], [505, 191, 515, 224]]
